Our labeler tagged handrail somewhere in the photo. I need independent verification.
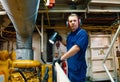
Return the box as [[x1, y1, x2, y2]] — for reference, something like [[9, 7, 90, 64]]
[[103, 25, 120, 82]]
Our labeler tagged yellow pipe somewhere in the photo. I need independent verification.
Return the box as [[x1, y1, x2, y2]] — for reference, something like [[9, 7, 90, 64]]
[[12, 60, 41, 68]]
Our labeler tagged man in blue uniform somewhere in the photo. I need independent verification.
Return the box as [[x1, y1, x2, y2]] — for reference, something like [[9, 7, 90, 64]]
[[60, 13, 88, 82]]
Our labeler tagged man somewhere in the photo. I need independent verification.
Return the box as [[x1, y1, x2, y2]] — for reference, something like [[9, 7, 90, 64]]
[[59, 13, 88, 82]]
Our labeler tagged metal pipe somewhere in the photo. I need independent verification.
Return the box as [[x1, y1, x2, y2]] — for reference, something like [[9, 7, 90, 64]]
[[35, 14, 46, 64], [1, 9, 120, 14], [0, 0, 40, 60], [38, 9, 120, 13], [103, 25, 120, 63], [38, 9, 86, 13], [103, 25, 120, 82], [88, 9, 120, 13], [103, 64, 115, 82], [40, 14, 46, 64], [41, 14, 44, 53]]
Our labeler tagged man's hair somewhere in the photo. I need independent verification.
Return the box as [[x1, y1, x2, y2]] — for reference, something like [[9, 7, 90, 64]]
[[67, 13, 79, 21], [67, 13, 81, 26]]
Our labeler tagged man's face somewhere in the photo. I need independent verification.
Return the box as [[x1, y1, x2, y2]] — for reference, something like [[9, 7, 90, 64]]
[[68, 16, 79, 32]]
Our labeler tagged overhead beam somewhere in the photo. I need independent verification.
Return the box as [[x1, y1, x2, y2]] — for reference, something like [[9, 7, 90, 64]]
[[39, 9, 120, 13], [38, 9, 86, 13], [0, 9, 119, 14], [88, 9, 120, 13], [90, 0, 120, 5]]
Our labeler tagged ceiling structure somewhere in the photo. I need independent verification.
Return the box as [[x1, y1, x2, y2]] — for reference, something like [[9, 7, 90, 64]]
[[38, 0, 120, 26], [0, 0, 120, 42]]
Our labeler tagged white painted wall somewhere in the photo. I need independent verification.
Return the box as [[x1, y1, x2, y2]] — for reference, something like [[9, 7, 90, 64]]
[[32, 33, 41, 61]]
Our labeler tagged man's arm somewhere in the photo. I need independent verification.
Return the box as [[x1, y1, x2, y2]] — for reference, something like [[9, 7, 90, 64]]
[[61, 45, 80, 60]]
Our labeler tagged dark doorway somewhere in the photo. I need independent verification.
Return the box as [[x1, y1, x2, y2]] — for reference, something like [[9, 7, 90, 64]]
[[46, 29, 55, 62]]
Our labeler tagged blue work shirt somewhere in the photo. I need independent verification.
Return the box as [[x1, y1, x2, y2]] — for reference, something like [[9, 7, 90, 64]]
[[67, 27, 88, 82]]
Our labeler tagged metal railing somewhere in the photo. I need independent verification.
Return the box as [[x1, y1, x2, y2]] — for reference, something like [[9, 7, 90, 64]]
[[103, 25, 120, 82]]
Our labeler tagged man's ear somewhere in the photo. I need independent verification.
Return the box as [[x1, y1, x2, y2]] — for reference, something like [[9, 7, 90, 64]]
[[66, 21, 69, 28], [78, 19, 82, 26]]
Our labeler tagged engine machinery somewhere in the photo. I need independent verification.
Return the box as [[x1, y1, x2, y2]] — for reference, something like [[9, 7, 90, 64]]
[[0, 0, 55, 82], [0, 50, 53, 82]]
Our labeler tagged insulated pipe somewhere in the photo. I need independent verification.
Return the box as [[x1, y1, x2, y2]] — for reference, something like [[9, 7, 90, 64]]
[[0, 0, 40, 60]]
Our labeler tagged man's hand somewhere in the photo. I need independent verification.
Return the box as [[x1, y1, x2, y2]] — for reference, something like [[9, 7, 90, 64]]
[[53, 58, 63, 66]]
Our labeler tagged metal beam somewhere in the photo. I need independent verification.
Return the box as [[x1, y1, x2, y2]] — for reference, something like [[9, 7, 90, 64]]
[[90, 0, 120, 5], [88, 9, 120, 13], [38, 9, 86, 13], [0, 9, 119, 14], [103, 25, 120, 82]]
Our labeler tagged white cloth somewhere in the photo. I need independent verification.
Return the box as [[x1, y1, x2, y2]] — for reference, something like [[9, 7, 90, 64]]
[[53, 41, 67, 60], [53, 41, 68, 75]]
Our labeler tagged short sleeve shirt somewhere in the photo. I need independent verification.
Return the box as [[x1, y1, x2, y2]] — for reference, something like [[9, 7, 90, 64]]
[[67, 27, 88, 72]]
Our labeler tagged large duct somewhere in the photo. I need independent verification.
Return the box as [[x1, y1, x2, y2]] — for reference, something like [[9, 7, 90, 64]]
[[0, 0, 40, 60]]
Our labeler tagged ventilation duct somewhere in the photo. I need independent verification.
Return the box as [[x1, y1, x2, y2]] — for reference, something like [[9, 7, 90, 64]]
[[0, 0, 40, 60]]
